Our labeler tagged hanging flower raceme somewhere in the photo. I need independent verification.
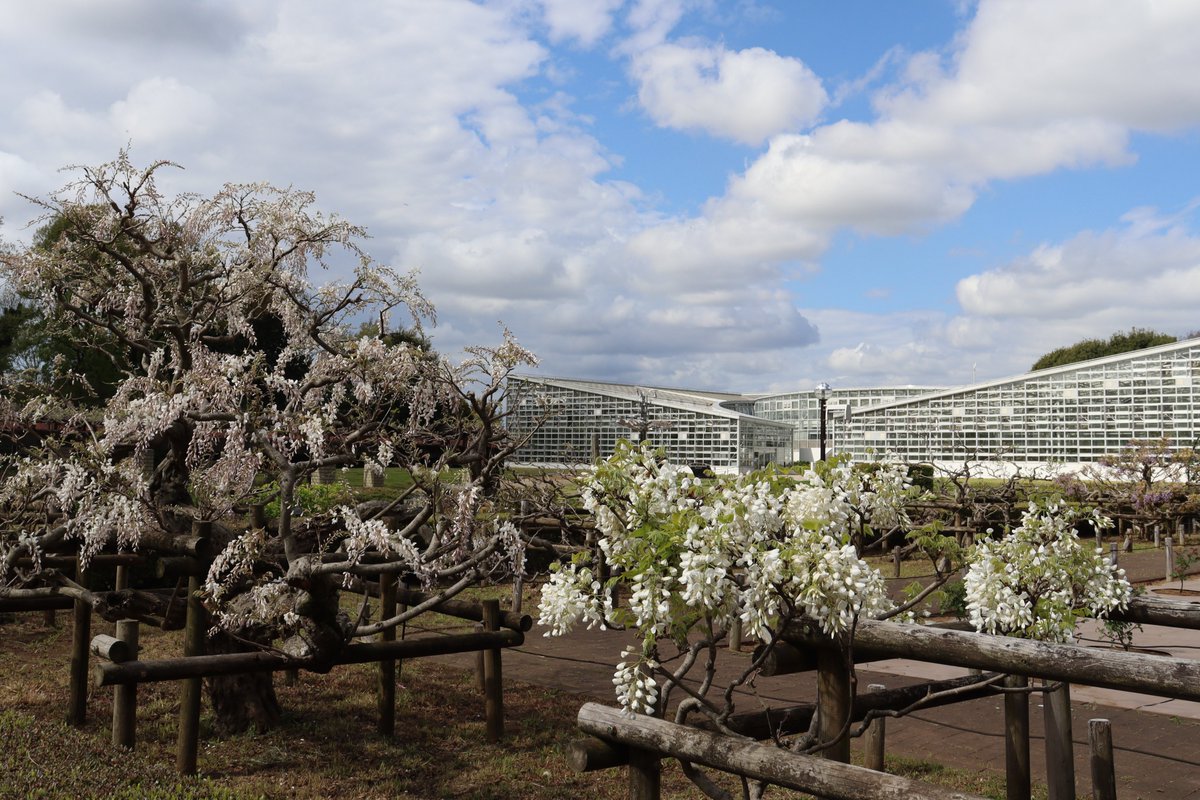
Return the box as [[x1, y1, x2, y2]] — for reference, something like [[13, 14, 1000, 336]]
[[538, 441, 901, 713], [964, 501, 1131, 642]]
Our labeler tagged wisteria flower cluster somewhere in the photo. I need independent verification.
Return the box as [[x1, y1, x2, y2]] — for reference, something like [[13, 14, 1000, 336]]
[[0, 152, 539, 657], [538, 441, 911, 713], [964, 501, 1131, 642]]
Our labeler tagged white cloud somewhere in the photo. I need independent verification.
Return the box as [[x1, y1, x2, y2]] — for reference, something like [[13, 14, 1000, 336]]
[[18, 91, 107, 141], [537, 0, 623, 46], [110, 78, 218, 144], [622, 0, 688, 52], [801, 205, 1200, 389], [882, 0, 1200, 133], [3, 0, 1199, 394], [630, 43, 827, 144], [631, 0, 1200, 279], [956, 209, 1200, 319], [802, 308, 961, 388]]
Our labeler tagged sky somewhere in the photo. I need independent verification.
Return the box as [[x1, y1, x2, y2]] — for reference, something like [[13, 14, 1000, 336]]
[[2, 0, 1199, 394]]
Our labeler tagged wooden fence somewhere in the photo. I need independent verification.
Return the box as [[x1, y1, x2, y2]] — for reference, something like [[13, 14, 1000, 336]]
[[573, 595, 1200, 800], [2, 532, 528, 774]]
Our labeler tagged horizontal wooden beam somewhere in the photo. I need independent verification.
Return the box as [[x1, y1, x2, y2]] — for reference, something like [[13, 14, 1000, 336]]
[[577, 703, 990, 800], [784, 617, 1200, 702], [573, 673, 1002, 771], [362, 584, 533, 632], [0, 595, 74, 612], [12, 554, 149, 569], [1107, 596, 1200, 631], [757, 622, 972, 677], [94, 628, 523, 686]]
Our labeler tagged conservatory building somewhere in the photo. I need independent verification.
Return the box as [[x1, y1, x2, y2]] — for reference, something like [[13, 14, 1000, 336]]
[[838, 337, 1200, 471], [506, 376, 794, 474], [754, 386, 943, 462]]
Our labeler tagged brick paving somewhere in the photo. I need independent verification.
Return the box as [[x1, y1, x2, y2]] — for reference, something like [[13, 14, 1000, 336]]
[[433, 545, 1200, 798]]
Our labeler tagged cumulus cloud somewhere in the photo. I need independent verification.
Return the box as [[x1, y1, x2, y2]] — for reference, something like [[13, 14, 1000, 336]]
[[956, 207, 1200, 320], [623, 0, 688, 53], [880, 0, 1200, 133], [110, 78, 218, 144], [816, 206, 1200, 389], [632, 0, 1200, 279], [537, 0, 623, 46], [630, 43, 827, 145], [3, 0, 1199, 394]]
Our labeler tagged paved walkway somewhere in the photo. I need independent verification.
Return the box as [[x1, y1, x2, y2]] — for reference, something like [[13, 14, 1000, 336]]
[[432, 545, 1200, 798]]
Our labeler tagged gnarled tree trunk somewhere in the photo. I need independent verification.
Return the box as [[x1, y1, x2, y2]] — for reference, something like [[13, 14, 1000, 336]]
[[207, 629, 282, 735]]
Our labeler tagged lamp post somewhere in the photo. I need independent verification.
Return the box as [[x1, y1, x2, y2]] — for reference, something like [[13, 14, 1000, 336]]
[[816, 382, 831, 462]]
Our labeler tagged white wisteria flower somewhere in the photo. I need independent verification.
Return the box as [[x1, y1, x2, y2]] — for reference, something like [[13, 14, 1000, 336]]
[[538, 441, 908, 713], [964, 502, 1130, 642]]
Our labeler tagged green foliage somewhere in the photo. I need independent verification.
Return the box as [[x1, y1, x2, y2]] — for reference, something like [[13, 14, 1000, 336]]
[[0, 303, 38, 373], [259, 480, 353, 520], [0, 212, 132, 404], [1098, 619, 1142, 651], [907, 463, 935, 492], [1032, 327, 1176, 371], [906, 520, 961, 569], [939, 579, 969, 619], [1172, 546, 1200, 593]]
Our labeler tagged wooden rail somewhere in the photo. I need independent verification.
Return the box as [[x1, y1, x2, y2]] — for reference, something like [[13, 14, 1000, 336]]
[[782, 617, 1200, 701], [94, 629, 524, 686], [575, 702, 990, 800]]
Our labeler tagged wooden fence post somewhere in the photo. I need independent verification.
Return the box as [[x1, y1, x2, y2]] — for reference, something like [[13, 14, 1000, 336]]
[[476, 622, 487, 693], [627, 748, 662, 800], [67, 561, 90, 728], [728, 616, 743, 652], [177, 520, 209, 775], [1004, 674, 1031, 800], [512, 572, 524, 615], [1088, 719, 1116, 800], [377, 572, 396, 737], [1166, 537, 1175, 581], [816, 646, 851, 763], [112, 619, 139, 748], [482, 599, 504, 743], [863, 683, 886, 772], [1043, 680, 1075, 800]]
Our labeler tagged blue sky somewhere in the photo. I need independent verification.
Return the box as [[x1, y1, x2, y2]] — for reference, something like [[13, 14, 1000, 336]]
[[2, 0, 1199, 393]]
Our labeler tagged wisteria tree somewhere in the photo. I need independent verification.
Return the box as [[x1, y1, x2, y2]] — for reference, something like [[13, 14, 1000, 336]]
[[538, 445, 914, 754], [539, 444, 1131, 799], [964, 501, 1130, 642], [0, 152, 537, 732], [1053, 437, 1200, 536]]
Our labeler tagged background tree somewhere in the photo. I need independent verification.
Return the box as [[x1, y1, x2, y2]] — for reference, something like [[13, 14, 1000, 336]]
[[1031, 327, 1176, 371], [0, 152, 536, 732]]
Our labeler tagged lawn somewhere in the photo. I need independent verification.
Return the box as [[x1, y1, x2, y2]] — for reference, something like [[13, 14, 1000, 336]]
[[0, 601, 1043, 800]]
